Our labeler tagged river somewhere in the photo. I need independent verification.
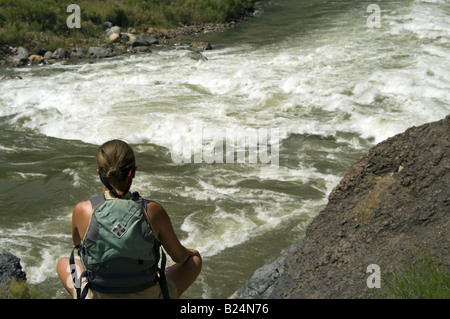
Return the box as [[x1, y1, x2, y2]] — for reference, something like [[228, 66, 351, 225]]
[[0, 0, 449, 298]]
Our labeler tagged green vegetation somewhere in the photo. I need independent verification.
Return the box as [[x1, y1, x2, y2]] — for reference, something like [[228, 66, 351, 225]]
[[0, 0, 256, 49], [377, 254, 450, 299], [0, 279, 42, 299]]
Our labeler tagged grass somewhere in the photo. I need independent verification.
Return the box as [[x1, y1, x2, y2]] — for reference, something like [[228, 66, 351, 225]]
[[0, 0, 256, 50], [0, 278, 41, 299], [377, 253, 450, 299]]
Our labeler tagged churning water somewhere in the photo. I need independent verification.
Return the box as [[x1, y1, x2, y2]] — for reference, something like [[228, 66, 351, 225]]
[[0, 0, 449, 298]]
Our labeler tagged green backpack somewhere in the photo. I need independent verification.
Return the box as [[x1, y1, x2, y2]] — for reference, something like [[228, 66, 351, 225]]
[[69, 191, 169, 299]]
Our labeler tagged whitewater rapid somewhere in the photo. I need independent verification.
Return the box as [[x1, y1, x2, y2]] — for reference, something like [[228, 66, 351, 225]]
[[0, 0, 448, 298]]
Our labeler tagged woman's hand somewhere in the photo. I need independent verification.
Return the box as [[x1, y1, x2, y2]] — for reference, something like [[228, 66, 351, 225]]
[[146, 201, 201, 264]]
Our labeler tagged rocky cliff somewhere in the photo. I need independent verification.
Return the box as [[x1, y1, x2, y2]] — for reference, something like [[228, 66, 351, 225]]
[[233, 115, 449, 299]]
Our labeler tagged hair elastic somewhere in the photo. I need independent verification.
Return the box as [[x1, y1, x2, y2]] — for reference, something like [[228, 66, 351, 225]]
[[98, 166, 136, 198]]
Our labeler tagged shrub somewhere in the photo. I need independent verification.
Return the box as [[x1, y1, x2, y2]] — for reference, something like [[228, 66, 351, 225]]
[[378, 253, 450, 299]]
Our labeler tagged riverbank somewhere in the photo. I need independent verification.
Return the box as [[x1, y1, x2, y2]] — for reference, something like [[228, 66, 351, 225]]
[[0, 1, 267, 68], [0, 23, 221, 68], [233, 115, 450, 299]]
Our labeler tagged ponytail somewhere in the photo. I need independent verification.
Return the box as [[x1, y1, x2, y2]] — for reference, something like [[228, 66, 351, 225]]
[[96, 140, 136, 193]]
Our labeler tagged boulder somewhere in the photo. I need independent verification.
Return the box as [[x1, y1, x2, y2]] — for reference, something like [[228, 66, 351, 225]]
[[8, 46, 29, 65], [106, 26, 121, 37], [132, 34, 159, 47], [70, 48, 85, 59], [28, 54, 45, 64], [87, 46, 115, 58], [16, 46, 29, 60], [190, 41, 212, 51], [185, 50, 208, 61], [0, 253, 26, 285], [103, 21, 113, 30], [33, 46, 46, 56], [130, 46, 152, 53], [52, 48, 68, 59], [146, 27, 172, 39], [231, 241, 303, 299], [7, 57, 24, 67], [120, 33, 130, 42], [109, 32, 121, 43], [43, 51, 53, 60]]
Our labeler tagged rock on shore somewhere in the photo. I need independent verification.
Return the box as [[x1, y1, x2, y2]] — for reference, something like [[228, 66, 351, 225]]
[[0, 252, 27, 285], [0, 22, 219, 67], [233, 115, 450, 299]]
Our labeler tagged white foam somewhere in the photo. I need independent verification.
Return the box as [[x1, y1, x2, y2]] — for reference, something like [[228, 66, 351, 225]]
[[179, 196, 326, 258], [26, 249, 55, 284], [0, 145, 15, 152], [14, 172, 47, 179], [180, 208, 253, 257], [62, 168, 81, 187], [3, 23, 448, 150], [1, 0, 449, 267]]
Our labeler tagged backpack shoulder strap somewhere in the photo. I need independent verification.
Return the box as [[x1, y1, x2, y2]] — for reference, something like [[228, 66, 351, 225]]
[[132, 192, 158, 232], [158, 248, 170, 299], [89, 194, 107, 211], [69, 245, 89, 299]]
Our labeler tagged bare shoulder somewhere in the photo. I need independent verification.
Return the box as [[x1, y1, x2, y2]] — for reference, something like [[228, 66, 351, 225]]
[[72, 200, 93, 230], [146, 200, 167, 217], [145, 200, 169, 239], [74, 200, 92, 216], [145, 200, 169, 225]]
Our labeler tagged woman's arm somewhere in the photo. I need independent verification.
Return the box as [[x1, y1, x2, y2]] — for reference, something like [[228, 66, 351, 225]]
[[71, 200, 93, 246], [146, 201, 200, 264]]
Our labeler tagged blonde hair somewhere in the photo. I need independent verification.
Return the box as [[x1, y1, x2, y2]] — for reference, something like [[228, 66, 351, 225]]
[[96, 140, 136, 192]]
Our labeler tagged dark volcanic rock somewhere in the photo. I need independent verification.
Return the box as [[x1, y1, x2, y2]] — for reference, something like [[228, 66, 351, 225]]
[[0, 252, 27, 285], [231, 241, 303, 299], [233, 115, 450, 299]]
